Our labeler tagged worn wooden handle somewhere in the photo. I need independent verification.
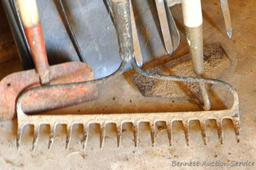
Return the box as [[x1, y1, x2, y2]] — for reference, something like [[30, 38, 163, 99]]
[[17, 0, 50, 84], [17, 0, 39, 28]]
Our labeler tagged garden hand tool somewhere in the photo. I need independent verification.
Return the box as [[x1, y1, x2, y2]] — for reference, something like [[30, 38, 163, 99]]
[[155, 0, 180, 54]]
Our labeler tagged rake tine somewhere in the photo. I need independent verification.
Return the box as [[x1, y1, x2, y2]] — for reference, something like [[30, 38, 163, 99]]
[[65, 125, 72, 149], [116, 123, 121, 148], [32, 125, 40, 151], [183, 120, 190, 146], [120, 122, 127, 148], [166, 121, 172, 146], [220, 0, 232, 38], [82, 124, 88, 150], [134, 122, 139, 147], [101, 123, 109, 149], [16, 125, 24, 150], [199, 120, 207, 145], [232, 118, 240, 143], [100, 124, 104, 149], [155, 0, 173, 54], [217, 119, 223, 144], [150, 122, 155, 147], [48, 124, 57, 150]]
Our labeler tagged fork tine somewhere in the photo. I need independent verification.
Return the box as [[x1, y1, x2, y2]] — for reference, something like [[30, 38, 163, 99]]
[[220, 0, 232, 38], [155, 0, 173, 54]]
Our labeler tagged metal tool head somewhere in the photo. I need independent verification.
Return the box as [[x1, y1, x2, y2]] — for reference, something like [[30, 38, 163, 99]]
[[0, 62, 97, 120], [16, 78, 239, 149]]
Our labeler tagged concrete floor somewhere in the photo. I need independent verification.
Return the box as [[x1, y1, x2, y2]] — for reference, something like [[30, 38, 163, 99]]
[[0, 0, 256, 169]]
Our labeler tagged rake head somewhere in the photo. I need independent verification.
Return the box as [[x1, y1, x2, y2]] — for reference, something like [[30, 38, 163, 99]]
[[16, 79, 240, 150], [15, 0, 240, 150]]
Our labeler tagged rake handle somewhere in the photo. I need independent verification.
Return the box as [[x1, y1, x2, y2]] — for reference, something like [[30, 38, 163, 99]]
[[17, 0, 50, 84], [182, 0, 210, 110]]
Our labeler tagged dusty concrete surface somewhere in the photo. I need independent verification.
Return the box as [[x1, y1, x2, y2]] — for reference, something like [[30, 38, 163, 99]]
[[0, 0, 256, 169]]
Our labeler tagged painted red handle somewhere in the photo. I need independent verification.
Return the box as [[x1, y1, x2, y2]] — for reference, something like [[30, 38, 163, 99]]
[[25, 24, 50, 84]]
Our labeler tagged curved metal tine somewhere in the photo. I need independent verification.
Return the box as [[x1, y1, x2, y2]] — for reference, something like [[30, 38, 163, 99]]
[[56, 0, 86, 63], [130, 0, 143, 66], [155, 0, 174, 54], [220, 0, 232, 38]]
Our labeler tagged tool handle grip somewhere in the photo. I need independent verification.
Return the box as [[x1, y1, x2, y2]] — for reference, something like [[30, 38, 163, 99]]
[[182, 0, 203, 28], [17, 0, 50, 84]]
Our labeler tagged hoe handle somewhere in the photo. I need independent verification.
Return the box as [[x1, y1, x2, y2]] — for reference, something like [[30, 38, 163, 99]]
[[17, 0, 50, 84]]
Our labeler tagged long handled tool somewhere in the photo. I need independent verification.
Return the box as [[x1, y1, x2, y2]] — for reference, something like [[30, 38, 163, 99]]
[[0, 0, 97, 120], [15, 0, 239, 150], [182, 0, 210, 110]]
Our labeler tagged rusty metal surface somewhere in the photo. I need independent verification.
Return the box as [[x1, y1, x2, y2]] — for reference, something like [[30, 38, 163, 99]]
[[25, 25, 50, 84], [0, 62, 97, 120], [16, 82, 240, 149]]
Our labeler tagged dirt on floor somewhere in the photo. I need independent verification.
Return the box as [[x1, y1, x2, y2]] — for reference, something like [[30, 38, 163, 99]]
[[0, 0, 256, 169]]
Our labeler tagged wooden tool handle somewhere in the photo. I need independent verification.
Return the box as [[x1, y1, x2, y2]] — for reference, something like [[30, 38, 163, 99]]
[[182, 0, 203, 28], [17, 0, 50, 84]]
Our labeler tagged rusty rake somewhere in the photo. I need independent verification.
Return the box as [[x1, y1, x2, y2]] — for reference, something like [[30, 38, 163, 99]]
[[15, 0, 240, 150]]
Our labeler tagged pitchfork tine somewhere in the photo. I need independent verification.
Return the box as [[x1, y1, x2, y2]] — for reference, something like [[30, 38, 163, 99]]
[[220, 0, 232, 38], [155, 0, 173, 54]]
